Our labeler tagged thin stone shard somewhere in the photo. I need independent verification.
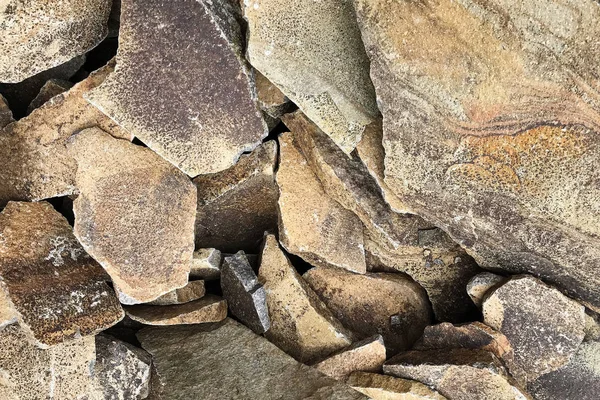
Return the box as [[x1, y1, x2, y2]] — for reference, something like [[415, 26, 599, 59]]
[[125, 295, 227, 326], [147, 281, 206, 306], [26, 79, 73, 115], [347, 372, 447, 400]]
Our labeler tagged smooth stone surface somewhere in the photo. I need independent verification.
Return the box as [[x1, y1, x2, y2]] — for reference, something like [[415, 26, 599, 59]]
[[147, 280, 206, 306], [26, 79, 73, 115], [467, 272, 507, 308], [137, 319, 368, 399], [483, 275, 586, 384], [244, 0, 378, 153], [125, 295, 227, 326], [347, 372, 447, 400], [87, 0, 267, 176], [313, 335, 386, 380], [0, 201, 124, 347], [0, 94, 13, 128], [303, 266, 432, 354], [277, 132, 366, 273], [194, 141, 278, 252], [190, 248, 222, 280], [68, 128, 196, 304], [258, 234, 354, 363]]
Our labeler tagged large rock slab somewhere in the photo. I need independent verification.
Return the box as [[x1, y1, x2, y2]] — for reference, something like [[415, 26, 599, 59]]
[[244, 0, 378, 153], [193, 141, 278, 252], [0, 201, 124, 347], [347, 372, 446, 400], [125, 295, 227, 326], [303, 266, 432, 354], [0, 0, 110, 82], [313, 335, 386, 380], [137, 319, 368, 399], [86, 0, 267, 176], [68, 128, 197, 304], [277, 132, 366, 273]]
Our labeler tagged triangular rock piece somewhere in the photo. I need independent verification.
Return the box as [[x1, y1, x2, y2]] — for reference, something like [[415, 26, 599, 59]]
[[67, 127, 196, 304], [125, 295, 227, 326], [86, 0, 267, 176], [467, 272, 507, 308], [147, 281, 206, 306], [313, 335, 386, 380], [256, 70, 292, 129], [0, 289, 17, 329], [26, 79, 73, 114], [0, 201, 124, 347], [190, 248, 222, 280], [347, 372, 446, 400], [0, 94, 13, 128]]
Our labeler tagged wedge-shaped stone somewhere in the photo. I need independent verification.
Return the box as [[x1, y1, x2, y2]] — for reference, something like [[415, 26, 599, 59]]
[[221, 251, 270, 334], [244, 0, 378, 153], [303, 266, 432, 354], [483, 275, 586, 384], [256, 70, 292, 128], [347, 372, 446, 400], [313, 335, 386, 380], [68, 128, 196, 304], [0, 0, 110, 82], [0, 61, 131, 206], [190, 248, 222, 280], [0, 201, 124, 347], [0, 94, 12, 128], [467, 272, 507, 308], [277, 132, 366, 273], [353, 0, 600, 312], [86, 0, 267, 176], [258, 234, 354, 363], [194, 141, 278, 252], [26, 79, 73, 114], [125, 295, 227, 326], [0, 290, 16, 328], [137, 319, 368, 399], [147, 281, 205, 306], [584, 311, 600, 342]]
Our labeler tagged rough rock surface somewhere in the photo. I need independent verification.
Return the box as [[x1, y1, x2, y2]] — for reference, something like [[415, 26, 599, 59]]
[[0, 0, 110, 83], [86, 0, 267, 176], [313, 335, 386, 380], [68, 128, 196, 304], [137, 319, 367, 399], [0, 290, 16, 328], [221, 251, 270, 334], [194, 141, 278, 252], [147, 281, 205, 306], [258, 234, 354, 363], [353, 0, 600, 312], [26, 79, 73, 114], [244, 0, 378, 153], [303, 266, 432, 354], [190, 248, 222, 280], [125, 295, 227, 326], [483, 275, 585, 383], [467, 272, 507, 308], [0, 201, 124, 347], [347, 372, 446, 400], [277, 132, 366, 273], [255, 70, 292, 128], [584, 312, 600, 342], [0, 95, 13, 127]]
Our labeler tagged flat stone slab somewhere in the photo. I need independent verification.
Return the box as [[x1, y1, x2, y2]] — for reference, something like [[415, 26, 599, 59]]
[[347, 372, 447, 400], [125, 295, 227, 326], [313, 335, 386, 380], [147, 280, 205, 306]]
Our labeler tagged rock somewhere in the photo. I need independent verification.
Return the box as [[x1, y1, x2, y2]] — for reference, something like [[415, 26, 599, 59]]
[[137, 318, 368, 399], [94, 334, 152, 400], [483, 275, 585, 384], [68, 127, 196, 304], [584, 311, 600, 342], [313, 335, 386, 380], [0, 201, 124, 347], [353, 0, 600, 313], [0, 0, 110, 83], [26, 79, 73, 114], [384, 349, 529, 400], [86, 0, 267, 176], [125, 295, 227, 326], [0, 290, 17, 328], [255, 70, 292, 128], [190, 248, 222, 280], [277, 132, 366, 273], [244, 0, 378, 153], [221, 251, 270, 334], [0, 60, 131, 206], [0, 94, 13, 128], [194, 141, 278, 252], [347, 372, 446, 400], [258, 234, 354, 363], [467, 272, 507, 308], [303, 266, 432, 354], [147, 281, 206, 306]]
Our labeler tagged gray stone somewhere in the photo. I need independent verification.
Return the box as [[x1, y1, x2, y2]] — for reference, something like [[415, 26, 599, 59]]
[[26, 79, 73, 114], [467, 272, 507, 308], [190, 248, 222, 280], [147, 281, 206, 306]]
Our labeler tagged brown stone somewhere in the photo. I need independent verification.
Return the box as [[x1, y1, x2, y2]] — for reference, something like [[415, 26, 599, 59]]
[[347, 372, 446, 400], [255, 70, 292, 128], [194, 141, 278, 252], [125, 295, 227, 326], [467, 272, 507, 308], [86, 0, 267, 176], [483, 275, 585, 384], [258, 234, 354, 363], [303, 266, 432, 354], [147, 281, 205, 306], [313, 335, 386, 380], [277, 132, 366, 273], [584, 311, 600, 342], [68, 127, 196, 304], [26, 79, 73, 114], [0, 201, 124, 347], [0, 94, 13, 128], [0, 290, 17, 328], [190, 248, 222, 280]]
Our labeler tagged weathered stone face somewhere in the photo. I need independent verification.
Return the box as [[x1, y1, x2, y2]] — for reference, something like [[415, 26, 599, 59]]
[[353, 0, 600, 312], [347, 372, 447, 400], [255, 70, 291, 127], [0, 290, 16, 328], [190, 248, 222, 280], [86, 0, 267, 176], [467, 272, 507, 308], [26, 79, 73, 114], [68, 128, 197, 304], [0, 201, 124, 347], [147, 281, 206, 306], [125, 295, 227, 326], [0, 94, 13, 128]]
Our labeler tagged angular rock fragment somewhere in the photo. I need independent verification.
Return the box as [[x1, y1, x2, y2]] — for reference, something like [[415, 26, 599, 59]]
[[0, 290, 17, 328], [221, 251, 270, 334], [94, 334, 152, 400], [467, 272, 507, 308], [277, 132, 366, 273], [303, 266, 432, 353], [190, 248, 222, 280], [313, 335, 386, 380], [0, 201, 124, 347], [258, 234, 354, 362], [244, 0, 378, 153], [0, 95, 13, 128], [0, 0, 110, 82], [483, 275, 585, 383], [86, 0, 267, 176], [68, 128, 196, 304], [256, 70, 292, 128], [347, 372, 446, 400], [147, 281, 205, 306], [125, 295, 227, 326], [26, 79, 73, 114], [194, 141, 278, 252], [584, 311, 600, 342]]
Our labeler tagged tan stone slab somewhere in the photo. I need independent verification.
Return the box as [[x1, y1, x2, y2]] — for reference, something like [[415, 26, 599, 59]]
[[26, 79, 73, 114], [467, 272, 507, 308], [147, 281, 205, 306], [347, 372, 447, 400], [0, 290, 16, 328], [125, 295, 227, 326], [313, 335, 386, 380], [190, 248, 222, 280]]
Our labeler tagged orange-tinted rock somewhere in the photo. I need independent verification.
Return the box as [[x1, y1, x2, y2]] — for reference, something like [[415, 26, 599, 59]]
[[125, 295, 227, 326], [26, 79, 73, 114], [313, 335, 386, 380]]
